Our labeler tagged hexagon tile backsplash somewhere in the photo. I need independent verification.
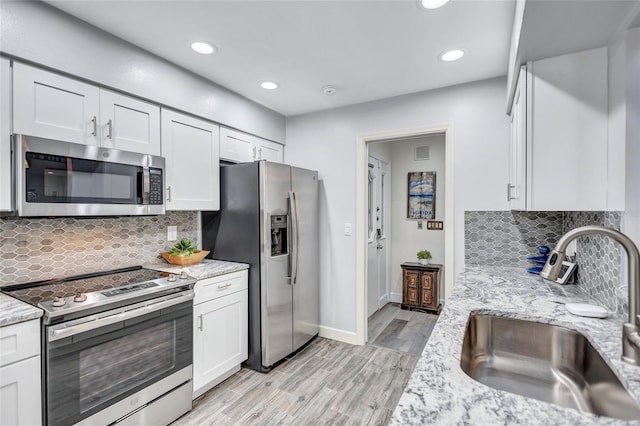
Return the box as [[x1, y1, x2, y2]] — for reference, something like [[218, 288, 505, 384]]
[[0, 212, 198, 287], [465, 211, 624, 314]]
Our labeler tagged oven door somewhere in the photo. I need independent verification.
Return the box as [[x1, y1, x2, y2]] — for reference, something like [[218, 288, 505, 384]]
[[44, 294, 193, 426]]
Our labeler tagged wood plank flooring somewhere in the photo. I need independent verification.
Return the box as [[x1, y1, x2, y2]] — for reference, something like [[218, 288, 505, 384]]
[[173, 303, 438, 426]]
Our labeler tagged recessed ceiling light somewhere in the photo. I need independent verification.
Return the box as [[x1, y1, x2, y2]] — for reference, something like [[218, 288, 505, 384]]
[[191, 42, 216, 55], [261, 81, 279, 90], [439, 49, 465, 62], [418, 0, 451, 10]]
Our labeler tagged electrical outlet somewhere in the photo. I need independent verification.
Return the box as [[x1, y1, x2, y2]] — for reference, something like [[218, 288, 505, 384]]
[[167, 226, 177, 241], [417, 221, 423, 230]]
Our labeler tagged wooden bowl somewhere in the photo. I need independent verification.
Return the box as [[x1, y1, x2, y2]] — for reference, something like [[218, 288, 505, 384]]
[[160, 250, 210, 266]]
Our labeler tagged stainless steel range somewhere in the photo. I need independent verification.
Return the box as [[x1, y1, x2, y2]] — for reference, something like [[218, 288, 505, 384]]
[[2, 266, 195, 426]]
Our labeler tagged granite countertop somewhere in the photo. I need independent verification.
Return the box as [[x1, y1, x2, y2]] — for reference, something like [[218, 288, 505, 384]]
[[145, 258, 249, 280], [0, 293, 43, 327], [391, 266, 640, 425]]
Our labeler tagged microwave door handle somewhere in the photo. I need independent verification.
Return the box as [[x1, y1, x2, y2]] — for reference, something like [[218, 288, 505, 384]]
[[141, 167, 150, 204]]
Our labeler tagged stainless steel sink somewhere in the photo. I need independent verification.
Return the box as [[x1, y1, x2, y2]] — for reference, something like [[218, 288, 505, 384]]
[[460, 313, 640, 421]]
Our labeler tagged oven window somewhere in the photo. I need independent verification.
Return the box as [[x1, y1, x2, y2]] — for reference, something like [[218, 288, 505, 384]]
[[78, 321, 176, 413], [26, 152, 141, 204]]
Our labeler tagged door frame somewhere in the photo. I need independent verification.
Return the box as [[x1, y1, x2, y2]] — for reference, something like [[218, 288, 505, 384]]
[[355, 124, 454, 344]]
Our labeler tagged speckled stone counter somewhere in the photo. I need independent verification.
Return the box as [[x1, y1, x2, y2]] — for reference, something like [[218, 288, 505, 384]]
[[0, 293, 43, 327], [391, 267, 640, 425], [145, 259, 249, 280]]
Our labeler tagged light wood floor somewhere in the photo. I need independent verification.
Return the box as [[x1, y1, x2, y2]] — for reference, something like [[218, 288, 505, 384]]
[[173, 304, 438, 426]]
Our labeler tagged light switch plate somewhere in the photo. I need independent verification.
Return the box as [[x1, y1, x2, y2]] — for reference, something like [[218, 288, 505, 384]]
[[344, 223, 352, 236], [167, 226, 178, 241]]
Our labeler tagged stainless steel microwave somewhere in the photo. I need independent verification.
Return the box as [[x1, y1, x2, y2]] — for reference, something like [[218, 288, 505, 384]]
[[12, 135, 165, 217]]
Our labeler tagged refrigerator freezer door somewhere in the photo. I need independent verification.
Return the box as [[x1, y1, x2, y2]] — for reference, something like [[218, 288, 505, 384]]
[[291, 166, 320, 352], [261, 162, 294, 367]]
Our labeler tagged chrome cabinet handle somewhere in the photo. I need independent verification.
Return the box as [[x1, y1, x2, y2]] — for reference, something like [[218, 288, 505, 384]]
[[91, 116, 97, 136], [106, 119, 113, 139], [252, 146, 257, 160], [258, 147, 263, 160], [217, 282, 232, 289], [507, 183, 512, 202], [166, 186, 172, 202], [198, 315, 203, 331]]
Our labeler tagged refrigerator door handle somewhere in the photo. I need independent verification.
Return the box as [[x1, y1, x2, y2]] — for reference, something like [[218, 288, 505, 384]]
[[289, 191, 299, 284]]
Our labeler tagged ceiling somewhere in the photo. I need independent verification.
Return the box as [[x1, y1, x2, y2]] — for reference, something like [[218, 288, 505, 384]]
[[44, 0, 516, 117]]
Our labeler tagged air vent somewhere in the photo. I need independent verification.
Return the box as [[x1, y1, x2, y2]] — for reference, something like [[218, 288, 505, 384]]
[[415, 145, 430, 160]]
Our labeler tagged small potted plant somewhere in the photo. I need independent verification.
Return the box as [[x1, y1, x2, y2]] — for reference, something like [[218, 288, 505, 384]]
[[417, 249, 432, 265], [160, 239, 210, 266]]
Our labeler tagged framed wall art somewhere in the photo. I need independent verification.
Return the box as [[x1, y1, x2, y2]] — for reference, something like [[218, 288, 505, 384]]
[[407, 171, 436, 219]]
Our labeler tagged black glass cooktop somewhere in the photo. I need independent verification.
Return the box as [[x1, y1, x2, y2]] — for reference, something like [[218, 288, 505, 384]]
[[2, 267, 170, 306]]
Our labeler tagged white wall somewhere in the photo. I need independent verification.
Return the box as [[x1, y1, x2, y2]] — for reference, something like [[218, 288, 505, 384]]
[[608, 32, 627, 211], [625, 27, 640, 245], [285, 77, 510, 335], [389, 135, 446, 299], [0, 1, 285, 143]]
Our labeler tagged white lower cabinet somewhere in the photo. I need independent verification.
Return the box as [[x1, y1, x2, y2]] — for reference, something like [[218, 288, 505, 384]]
[[0, 319, 42, 426], [192, 270, 248, 399]]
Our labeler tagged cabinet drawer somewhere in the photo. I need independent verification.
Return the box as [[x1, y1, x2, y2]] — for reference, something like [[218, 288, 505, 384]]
[[194, 270, 248, 305], [0, 319, 40, 366]]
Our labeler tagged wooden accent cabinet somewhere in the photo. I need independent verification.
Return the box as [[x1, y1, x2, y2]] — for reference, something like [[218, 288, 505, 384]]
[[401, 262, 442, 314]]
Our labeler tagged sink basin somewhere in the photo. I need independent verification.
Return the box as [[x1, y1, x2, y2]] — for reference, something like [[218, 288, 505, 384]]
[[460, 313, 640, 421]]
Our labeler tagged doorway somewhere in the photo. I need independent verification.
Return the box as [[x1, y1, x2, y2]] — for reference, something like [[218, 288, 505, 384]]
[[356, 124, 454, 345]]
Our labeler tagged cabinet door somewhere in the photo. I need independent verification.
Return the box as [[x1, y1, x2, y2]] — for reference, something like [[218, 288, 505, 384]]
[[0, 356, 42, 426], [508, 66, 527, 210], [257, 139, 284, 163], [13, 63, 99, 145], [219, 127, 255, 163], [161, 109, 220, 210], [193, 289, 248, 396], [420, 272, 436, 308], [0, 58, 11, 211], [403, 270, 419, 305], [100, 89, 160, 155]]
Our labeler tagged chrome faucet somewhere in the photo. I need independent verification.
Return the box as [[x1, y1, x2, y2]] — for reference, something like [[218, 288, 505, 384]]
[[540, 225, 640, 365]]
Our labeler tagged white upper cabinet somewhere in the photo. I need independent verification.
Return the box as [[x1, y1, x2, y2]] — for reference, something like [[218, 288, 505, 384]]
[[257, 138, 284, 163], [220, 127, 283, 163], [13, 62, 100, 146], [99, 89, 160, 155], [507, 47, 609, 211], [1, 58, 11, 212], [13, 63, 160, 155], [161, 109, 220, 211]]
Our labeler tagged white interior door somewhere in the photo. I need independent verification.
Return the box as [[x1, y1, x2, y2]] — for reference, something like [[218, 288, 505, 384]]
[[367, 156, 379, 318], [377, 160, 390, 307], [367, 155, 391, 318]]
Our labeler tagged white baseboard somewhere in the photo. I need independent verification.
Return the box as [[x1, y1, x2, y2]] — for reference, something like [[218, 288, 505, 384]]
[[319, 325, 363, 345], [390, 292, 402, 303]]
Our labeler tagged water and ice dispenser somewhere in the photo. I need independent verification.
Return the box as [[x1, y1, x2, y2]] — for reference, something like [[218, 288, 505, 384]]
[[271, 215, 288, 256]]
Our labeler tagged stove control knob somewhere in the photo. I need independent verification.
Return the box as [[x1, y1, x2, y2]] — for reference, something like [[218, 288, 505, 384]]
[[180, 271, 188, 280], [167, 273, 177, 282], [52, 296, 66, 307], [74, 293, 87, 303]]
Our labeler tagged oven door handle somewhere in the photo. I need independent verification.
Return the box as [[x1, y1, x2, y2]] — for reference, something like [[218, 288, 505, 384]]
[[48, 292, 194, 342]]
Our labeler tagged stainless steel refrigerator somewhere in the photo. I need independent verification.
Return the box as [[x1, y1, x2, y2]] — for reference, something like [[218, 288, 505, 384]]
[[201, 161, 319, 372]]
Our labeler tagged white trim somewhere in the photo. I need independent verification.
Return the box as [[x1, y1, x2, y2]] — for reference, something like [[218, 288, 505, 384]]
[[357, 123, 455, 346], [318, 325, 360, 345], [390, 292, 402, 303]]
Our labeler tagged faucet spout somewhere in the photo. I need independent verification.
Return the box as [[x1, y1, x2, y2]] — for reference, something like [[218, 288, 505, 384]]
[[540, 225, 640, 365]]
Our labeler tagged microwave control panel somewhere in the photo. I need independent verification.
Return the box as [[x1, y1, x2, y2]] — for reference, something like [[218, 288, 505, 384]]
[[149, 168, 163, 205]]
